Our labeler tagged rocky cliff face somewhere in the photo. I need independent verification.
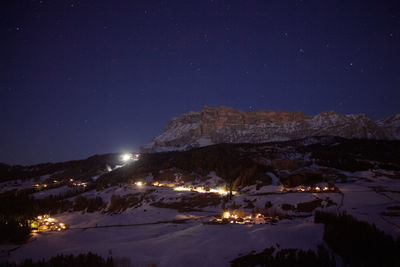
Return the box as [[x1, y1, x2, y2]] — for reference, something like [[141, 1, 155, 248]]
[[142, 106, 400, 153]]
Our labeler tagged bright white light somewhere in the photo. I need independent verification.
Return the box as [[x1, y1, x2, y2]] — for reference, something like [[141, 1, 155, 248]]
[[173, 186, 191, 192], [135, 181, 143, 187], [223, 211, 231, 219], [121, 153, 132, 162]]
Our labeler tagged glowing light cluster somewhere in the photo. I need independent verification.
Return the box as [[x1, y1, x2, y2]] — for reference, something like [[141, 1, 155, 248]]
[[152, 181, 175, 187], [280, 185, 336, 193], [173, 186, 191, 192], [33, 178, 89, 190], [209, 188, 231, 195], [222, 211, 231, 219], [72, 182, 87, 188], [172, 185, 234, 196], [150, 181, 236, 195], [213, 211, 275, 225], [121, 153, 140, 162], [34, 183, 48, 189], [30, 214, 68, 232], [121, 153, 132, 162]]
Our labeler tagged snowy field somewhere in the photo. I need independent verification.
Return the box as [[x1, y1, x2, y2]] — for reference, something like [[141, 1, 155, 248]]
[[1, 168, 400, 266], [4, 213, 323, 267]]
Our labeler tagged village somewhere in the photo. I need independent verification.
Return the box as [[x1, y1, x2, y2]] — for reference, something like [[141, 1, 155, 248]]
[[2, 146, 399, 267], [29, 214, 68, 233], [207, 210, 279, 225], [134, 180, 235, 196], [20, 152, 343, 244], [33, 178, 88, 191], [280, 185, 337, 193], [25, 152, 343, 241]]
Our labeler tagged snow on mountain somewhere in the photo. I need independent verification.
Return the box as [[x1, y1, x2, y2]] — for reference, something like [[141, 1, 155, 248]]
[[142, 106, 398, 153], [376, 113, 400, 139]]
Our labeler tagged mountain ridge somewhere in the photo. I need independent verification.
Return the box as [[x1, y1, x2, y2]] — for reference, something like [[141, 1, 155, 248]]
[[142, 106, 400, 153]]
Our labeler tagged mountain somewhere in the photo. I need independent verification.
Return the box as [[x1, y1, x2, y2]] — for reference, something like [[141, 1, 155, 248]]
[[142, 106, 399, 153], [376, 113, 400, 140]]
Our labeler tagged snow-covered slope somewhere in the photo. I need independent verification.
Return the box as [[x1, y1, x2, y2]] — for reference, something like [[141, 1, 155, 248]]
[[2, 138, 400, 265], [377, 113, 400, 140], [142, 106, 398, 152]]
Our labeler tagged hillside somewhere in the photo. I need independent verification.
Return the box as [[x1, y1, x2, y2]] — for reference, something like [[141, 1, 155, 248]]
[[1, 137, 400, 266]]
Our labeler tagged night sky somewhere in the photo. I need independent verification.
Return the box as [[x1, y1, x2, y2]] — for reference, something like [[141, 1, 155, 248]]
[[1, 0, 399, 165]]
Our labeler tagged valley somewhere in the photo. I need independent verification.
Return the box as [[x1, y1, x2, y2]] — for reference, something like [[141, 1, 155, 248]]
[[1, 137, 400, 266]]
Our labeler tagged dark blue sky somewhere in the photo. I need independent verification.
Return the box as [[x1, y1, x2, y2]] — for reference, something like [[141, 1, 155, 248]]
[[1, 0, 399, 165]]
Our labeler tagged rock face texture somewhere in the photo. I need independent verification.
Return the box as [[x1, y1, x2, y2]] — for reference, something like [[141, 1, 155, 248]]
[[142, 106, 400, 153], [377, 113, 400, 140]]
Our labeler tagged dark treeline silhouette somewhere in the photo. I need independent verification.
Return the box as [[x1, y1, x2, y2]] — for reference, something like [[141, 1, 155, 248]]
[[0, 189, 105, 244], [2, 252, 114, 267], [231, 245, 335, 267], [98, 138, 400, 192], [315, 211, 400, 267], [231, 211, 400, 267], [300, 138, 400, 172], [0, 153, 121, 182]]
